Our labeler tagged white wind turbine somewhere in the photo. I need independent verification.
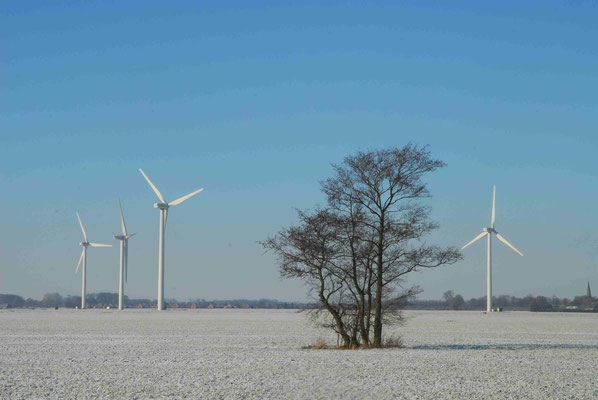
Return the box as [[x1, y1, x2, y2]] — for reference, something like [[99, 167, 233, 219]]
[[461, 186, 523, 313], [113, 199, 135, 310], [139, 168, 204, 310], [75, 212, 112, 309]]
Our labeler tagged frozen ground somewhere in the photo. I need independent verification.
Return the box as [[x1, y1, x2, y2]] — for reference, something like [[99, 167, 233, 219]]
[[0, 309, 596, 399]]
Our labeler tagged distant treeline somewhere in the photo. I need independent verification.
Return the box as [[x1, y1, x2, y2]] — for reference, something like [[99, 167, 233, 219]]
[[405, 291, 598, 312], [0, 293, 315, 310], [2, 292, 596, 312]]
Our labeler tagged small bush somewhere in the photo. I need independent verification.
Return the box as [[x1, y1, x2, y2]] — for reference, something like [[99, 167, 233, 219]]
[[383, 335, 404, 348], [304, 336, 404, 350]]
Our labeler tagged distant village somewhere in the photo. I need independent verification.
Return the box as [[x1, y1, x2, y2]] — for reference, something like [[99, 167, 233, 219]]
[[405, 282, 597, 312]]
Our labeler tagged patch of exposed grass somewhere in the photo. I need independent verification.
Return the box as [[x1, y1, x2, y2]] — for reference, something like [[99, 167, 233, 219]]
[[303, 336, 404, 350], [302, 339, 329, 350]]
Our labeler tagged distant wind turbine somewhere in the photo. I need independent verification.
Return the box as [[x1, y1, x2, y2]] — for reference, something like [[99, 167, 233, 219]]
[[113, 199, 135, 310], [139, 168, 204, 310], [461, 186, 523, 313], [75, 212, 112, 309]]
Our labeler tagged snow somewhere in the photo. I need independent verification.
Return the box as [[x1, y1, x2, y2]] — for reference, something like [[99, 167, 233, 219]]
[[0, 309, 596, 399]]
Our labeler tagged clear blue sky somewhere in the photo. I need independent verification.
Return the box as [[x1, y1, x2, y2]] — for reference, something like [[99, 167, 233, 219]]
[[1, 1, 597, 301]]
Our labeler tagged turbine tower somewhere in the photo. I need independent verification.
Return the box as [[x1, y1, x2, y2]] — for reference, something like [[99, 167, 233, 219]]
[[113, 199, 135, 310], [461, 186, 523, 313], [75, 212, 112, 309], [139, 168, 204, 310]]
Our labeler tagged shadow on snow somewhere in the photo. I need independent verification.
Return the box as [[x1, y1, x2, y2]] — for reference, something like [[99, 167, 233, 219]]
[[408, 343, 598, 351]]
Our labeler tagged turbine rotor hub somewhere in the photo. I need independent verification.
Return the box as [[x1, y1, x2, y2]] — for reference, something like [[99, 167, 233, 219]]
[[154, 203, 169, 209], [483, 227, 496, 233]]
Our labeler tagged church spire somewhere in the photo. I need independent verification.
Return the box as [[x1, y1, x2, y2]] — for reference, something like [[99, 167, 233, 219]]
[[587, 282, 592, 299]]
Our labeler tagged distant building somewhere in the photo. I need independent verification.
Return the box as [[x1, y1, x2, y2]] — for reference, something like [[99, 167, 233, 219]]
[[581, 282, 597, 311]]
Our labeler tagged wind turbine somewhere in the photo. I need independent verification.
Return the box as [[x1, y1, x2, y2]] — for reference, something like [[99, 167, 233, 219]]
[[75, 212, 112, 309], [113, 199, 135, 310], [139, 168, 204, 310], [461, 186, 523, 313]]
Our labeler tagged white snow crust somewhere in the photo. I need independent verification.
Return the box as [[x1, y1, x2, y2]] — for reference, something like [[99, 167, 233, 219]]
[[1, 309, 596, 399]]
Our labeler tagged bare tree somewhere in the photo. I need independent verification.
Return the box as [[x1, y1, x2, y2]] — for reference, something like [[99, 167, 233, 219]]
[[41, 292, 63, 307], [321, 144, 461, 346], [263, 145, 462, 348], [443, 290, 455, 304], [261, 209, 354, 347]]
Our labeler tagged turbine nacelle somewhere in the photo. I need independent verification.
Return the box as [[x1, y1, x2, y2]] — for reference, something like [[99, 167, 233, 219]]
[[483, 227, 496, 233], [80, 241, 89, 247], [154, 203, 169, 210], [113, 235, 127, 240]]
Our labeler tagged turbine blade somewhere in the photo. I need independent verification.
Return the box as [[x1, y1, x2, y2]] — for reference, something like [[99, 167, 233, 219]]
[[461, 231, 487, 250], [491, 185, 496, 229], [76, 212, 88, 242], [118, 199, 128, 236], [496, 233, 524, 256], [125, 233, 136, 239], [139, 168, 166, 203], [169, 188, 204, 206], [75, 248, 85, 273], [89, 242, 112, 248]]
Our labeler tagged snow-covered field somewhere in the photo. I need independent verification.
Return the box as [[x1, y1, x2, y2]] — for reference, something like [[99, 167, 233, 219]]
[[0, 309, 596, 399]]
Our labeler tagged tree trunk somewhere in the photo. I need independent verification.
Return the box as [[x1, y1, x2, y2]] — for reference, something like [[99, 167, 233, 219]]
[[373, 215, 384, 347], [318, 270, 351, 347], [358, 293, 368, 346], [349, 228, 369, 346], [365, 267, 373, 343]]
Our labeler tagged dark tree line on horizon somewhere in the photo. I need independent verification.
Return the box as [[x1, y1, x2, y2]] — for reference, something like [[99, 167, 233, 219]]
[[2, 291, 595, 312], [0, 293, 314, 310], [406, 290, 598, 312]]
